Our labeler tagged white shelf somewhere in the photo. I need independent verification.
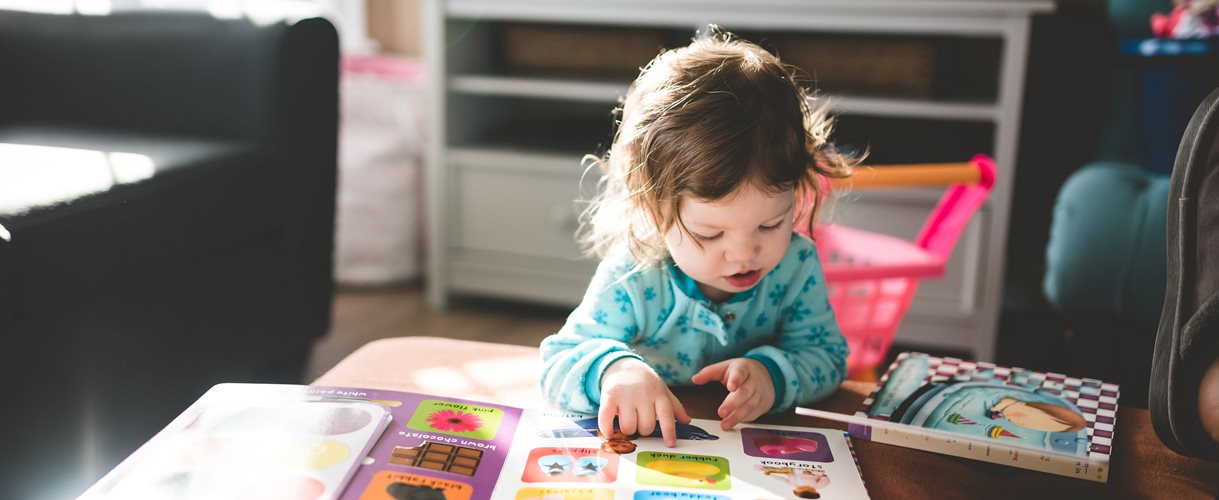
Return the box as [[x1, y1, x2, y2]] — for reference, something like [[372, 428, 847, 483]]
[[447, 146, 587, 176], [428, 0, 1055, 361], [448, 146, 973, 211], [830, 96, 998, 122], [450, 75, 625, 103], [445, 0, 1053, 36], [448, 0, 1053, 15], [451, 74, 1000, 121]]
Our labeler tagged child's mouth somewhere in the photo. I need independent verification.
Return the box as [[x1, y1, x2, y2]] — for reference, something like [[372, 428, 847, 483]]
[[724, 270, 761, 288]]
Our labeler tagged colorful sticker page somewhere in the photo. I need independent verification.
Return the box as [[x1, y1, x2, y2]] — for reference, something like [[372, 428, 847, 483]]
[[497, 410, 869, 500], [82, 385, 869, 500], [80, 384, 392, 500], [333, 388, 523, 500]]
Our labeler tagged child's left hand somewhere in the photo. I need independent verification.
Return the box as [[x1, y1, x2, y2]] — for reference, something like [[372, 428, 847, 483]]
[[690, 358, 775, 431]]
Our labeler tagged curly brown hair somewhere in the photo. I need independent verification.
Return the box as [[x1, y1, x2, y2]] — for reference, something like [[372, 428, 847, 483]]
[[579, 27, 860, 269]]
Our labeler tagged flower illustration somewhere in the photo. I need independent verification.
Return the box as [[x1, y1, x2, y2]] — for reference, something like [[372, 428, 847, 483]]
[[426, 409, 483, 433]]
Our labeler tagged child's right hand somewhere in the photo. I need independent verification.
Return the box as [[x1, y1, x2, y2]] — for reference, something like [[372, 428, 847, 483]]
[[599, 357, 692, 447]]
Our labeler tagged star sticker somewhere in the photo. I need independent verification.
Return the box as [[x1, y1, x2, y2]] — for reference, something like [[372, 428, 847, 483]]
[[545, 461, 566, 473], [580, 462, 602, 473]]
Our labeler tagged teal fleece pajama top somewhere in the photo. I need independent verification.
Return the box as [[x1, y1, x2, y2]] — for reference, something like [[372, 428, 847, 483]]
[[540, 233, 849, 415]]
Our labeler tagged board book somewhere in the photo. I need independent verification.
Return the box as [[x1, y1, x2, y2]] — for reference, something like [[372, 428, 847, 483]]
[[797, 352, 1119, 482], [81, 383, 869, 499]]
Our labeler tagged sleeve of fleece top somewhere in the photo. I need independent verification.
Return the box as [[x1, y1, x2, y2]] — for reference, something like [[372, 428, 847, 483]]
[[539, 255, 647, 414], [744, 240, 849, 412]]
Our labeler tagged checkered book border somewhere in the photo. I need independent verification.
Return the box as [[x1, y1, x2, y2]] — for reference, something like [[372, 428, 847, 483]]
[[843, 432, 871, 497], [856, 352, 1120, 461]]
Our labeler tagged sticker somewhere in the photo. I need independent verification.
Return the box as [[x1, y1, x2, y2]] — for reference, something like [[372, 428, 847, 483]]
[[740, 428, 833, 462], [635, 452, 730, 490], [407, 400, 504, 441], [388, 442, 484, 476], [359, 471, 472, 500], [600, 431, 637, 455], [522, 448, 619, 483], [755, 465, 831, 499]]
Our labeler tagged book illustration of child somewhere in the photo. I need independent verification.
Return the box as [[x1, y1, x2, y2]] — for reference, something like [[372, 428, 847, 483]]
[[755, 465, 830, 498], [539, 26, 859, 447]]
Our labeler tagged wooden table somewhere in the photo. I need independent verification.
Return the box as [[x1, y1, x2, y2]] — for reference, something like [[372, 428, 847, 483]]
[[315, 337, 1219, 499]]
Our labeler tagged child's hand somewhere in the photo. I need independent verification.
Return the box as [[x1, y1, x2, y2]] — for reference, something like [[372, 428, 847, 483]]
[[600, 357, 692, 447], [691, 358, 775, 431]]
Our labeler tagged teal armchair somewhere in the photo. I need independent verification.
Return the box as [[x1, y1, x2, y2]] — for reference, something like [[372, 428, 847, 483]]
[[1040, 0, 1217, 407]]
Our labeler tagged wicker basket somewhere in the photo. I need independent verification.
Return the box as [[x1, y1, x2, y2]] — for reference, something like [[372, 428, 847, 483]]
[[775, 36, 936, 97], [500, 24, 666, 79]]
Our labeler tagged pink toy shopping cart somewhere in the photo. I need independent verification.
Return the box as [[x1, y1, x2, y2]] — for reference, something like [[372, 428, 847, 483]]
[[803, 155, 996, 379]]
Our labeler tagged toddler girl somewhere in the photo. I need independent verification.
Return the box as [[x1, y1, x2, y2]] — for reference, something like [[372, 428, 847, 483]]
[[540, 29, 857, 447]]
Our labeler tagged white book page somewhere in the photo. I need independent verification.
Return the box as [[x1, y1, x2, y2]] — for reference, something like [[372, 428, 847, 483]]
[[492, 409, 869, 499]]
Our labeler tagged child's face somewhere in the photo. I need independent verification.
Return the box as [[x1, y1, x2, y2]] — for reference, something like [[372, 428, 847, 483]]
[[664, 183, 794, 302]]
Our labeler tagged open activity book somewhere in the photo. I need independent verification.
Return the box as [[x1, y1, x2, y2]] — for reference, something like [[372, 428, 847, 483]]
[[81, 383, 870, 499], [798, 352, 1120, 483]]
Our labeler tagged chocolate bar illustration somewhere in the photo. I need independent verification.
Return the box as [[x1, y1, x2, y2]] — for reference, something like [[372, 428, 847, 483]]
[[389, 441, 483, 476]]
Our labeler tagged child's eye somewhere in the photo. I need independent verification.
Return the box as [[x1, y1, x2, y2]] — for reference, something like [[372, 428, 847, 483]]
[[759, 221, 784, 231], [692, 231, 723, 242]]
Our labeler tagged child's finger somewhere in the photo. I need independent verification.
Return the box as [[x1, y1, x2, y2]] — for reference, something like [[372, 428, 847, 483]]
[[725, 380, 754, 403], [656, 400, 678, 447], [721, 389, 760, 429], [717, 398, 735, 421], [598, 396, 617, 440], [690, 360, 730, 385], [726, 361, 751, 392], [668, 393, 693, 424], [637, 404, 657, 438], [717, 386, 752, 421], [617, 404, 638, 437], [719, 406, 738, 430], [723, 400, 757, 430]]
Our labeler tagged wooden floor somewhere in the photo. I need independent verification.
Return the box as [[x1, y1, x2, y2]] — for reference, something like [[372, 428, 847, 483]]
[[305, 283, 569, 381]]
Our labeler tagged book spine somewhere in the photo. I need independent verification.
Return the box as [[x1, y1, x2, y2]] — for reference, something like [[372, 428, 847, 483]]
[[847, 423, 1109, 482]]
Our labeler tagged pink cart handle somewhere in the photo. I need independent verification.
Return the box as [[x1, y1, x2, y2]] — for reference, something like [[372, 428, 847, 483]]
[[914, 155, 996, 261]]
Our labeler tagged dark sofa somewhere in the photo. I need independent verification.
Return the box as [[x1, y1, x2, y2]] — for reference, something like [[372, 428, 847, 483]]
[[0, 8, 338, 499]]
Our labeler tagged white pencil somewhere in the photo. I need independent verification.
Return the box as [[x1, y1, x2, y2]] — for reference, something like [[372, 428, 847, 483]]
[[794, 406, 1088, 462]]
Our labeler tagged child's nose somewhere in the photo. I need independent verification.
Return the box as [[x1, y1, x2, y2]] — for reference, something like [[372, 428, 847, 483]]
[[724, 237, 760, 263]]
